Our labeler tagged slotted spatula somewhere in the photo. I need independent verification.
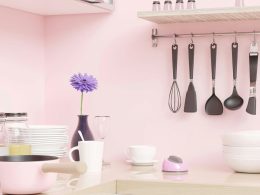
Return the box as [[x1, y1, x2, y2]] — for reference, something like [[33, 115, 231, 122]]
[[184, 43, 197, 113], [246, 42, 258, 115]]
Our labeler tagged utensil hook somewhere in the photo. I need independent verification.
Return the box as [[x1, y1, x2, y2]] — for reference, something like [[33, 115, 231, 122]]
[[212, 32, 215, 43], [253, 30, 256, 45], [191, 33, 194, 44], [234, 31, 237, 43], [173, 34, 177, 44]]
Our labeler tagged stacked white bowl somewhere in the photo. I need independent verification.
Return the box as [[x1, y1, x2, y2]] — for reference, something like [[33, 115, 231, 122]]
[[8, 125, 68, 158], [222, 130, 260, 173]]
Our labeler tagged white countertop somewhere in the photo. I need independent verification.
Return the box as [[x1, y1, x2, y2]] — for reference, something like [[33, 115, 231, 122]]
[[43, 161, 260, 195]]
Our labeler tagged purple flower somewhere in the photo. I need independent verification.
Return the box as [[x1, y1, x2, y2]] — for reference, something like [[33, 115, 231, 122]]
[[70, 73, 98, 93]]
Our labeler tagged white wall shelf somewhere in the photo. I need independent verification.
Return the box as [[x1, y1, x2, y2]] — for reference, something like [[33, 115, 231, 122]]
[[0, 0, 114, 16], [138, 6, 260, 24]]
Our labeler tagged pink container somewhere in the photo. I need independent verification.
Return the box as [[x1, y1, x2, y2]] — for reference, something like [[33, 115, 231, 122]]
[[162, 159, 188, 172]]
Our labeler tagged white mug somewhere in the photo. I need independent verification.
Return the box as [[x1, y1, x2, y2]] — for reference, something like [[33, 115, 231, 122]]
[[69, 141, 104, 172], [126, 145, 156, 163]]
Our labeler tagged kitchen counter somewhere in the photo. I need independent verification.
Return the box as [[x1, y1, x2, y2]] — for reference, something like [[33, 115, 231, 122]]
[[43, 161, 260, 195]]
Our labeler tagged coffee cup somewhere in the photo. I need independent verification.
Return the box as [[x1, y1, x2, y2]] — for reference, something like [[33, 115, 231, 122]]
[[126, 145, 156, 163], [69, 141, 104, 173]]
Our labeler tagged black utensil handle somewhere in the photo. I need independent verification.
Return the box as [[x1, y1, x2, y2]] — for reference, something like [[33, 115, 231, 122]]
[[172, 44, 178, 79], [188, 43, 195, 79], [249, 54, 258, 83], [211, 43, 217, 80], [232, 42, 238, 80]]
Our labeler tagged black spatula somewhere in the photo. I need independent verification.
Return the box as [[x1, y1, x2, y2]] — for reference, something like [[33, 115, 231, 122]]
[[205, 42, 223, 115], [246, 42, 258, 115], [184, 43, 197, 113]]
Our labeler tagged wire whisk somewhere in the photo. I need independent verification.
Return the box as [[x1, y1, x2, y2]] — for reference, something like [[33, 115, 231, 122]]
[[168, 80, 181, 113], [168, 42, 181, 113]]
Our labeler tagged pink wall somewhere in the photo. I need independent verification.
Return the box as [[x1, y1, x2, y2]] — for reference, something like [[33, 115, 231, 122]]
[[3, 0, 255, 169], [0, 6, 45, 123]]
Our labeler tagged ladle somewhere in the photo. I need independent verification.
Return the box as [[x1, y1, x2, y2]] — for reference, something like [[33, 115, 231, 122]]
[[224, 42, 244, 110]]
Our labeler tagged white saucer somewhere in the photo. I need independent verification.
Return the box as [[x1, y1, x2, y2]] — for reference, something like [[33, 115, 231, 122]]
[[126, 160, 158, 166]]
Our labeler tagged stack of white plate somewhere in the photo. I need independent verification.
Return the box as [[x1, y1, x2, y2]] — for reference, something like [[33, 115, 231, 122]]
[[8, 125, 68, 157], [222, 130, 260, 173]]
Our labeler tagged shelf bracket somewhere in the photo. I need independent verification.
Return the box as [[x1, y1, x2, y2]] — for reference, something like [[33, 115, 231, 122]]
[[152, 28, 158, 47]]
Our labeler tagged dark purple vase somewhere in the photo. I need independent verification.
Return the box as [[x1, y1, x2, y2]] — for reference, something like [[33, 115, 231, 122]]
[[71, 115, 94, 161]]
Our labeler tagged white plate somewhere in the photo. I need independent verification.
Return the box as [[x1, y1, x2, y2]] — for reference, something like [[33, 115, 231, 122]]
[[24, 141, 68, 145], [126, 160, 158, 166], [32, 147, 67, 151], [12, 140, 68, 144], [23, 137, 69, 140], [27, 125, 67, 129], [32, 144, 68, 151], [15, 130, 67, 134]]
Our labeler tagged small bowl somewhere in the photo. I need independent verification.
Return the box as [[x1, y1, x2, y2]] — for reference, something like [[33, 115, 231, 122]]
[[223, 146, 260, 155], [222, 131, 260, 147], [224, 155, 260, 173]]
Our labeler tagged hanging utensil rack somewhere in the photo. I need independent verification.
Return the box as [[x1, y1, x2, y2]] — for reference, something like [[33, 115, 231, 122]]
[[152, 29, 260, 47]]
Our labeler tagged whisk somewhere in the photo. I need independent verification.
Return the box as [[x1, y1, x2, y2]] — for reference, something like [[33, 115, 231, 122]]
[[168, 43, 181, 113]]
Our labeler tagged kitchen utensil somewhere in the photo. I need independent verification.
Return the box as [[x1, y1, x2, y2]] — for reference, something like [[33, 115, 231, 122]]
[[184, 43, 197, 113], [187, 0, 196, 9], [224, 42, 244, 110], [162, 155, 188, 172], [246, 42, 258, 115], [222, 130, 260, 147], [175, 0, 184, 10], [78, 130, 85, 141], [69, 141, 104, 172], [205, 42, 223, 115], [0, 155, 86, 194], [152, 1, 161, 11], [164, 0, 173, 11], [168, 43, 181, 113]]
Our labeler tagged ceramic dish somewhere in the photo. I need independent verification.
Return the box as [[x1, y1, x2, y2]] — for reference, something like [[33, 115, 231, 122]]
[[222, 130, 260, 147], [223, 146, 260, 155], [224, 155, 260, 173], [126, 160, 158, 166]]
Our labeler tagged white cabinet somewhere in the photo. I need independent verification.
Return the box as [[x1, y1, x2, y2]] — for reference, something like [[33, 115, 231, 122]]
[[0, 0, 114, 15]]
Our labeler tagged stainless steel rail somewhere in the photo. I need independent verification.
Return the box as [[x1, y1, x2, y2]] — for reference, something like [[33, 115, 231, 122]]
[[152, 28, 260, 47]]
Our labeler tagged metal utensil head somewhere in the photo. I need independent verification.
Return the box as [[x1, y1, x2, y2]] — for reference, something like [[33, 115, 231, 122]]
[[250, 42, 258, 53]]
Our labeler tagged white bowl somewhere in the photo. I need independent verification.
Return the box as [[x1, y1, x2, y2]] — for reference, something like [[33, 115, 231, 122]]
[[223, 146, 260, 155], [223, 152, 260, 159], [222, 130, 260, 147], [224, 155, 260, 173]]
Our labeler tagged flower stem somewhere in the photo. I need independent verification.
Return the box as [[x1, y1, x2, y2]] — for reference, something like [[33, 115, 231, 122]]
[[80, 92, 84, 115]]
